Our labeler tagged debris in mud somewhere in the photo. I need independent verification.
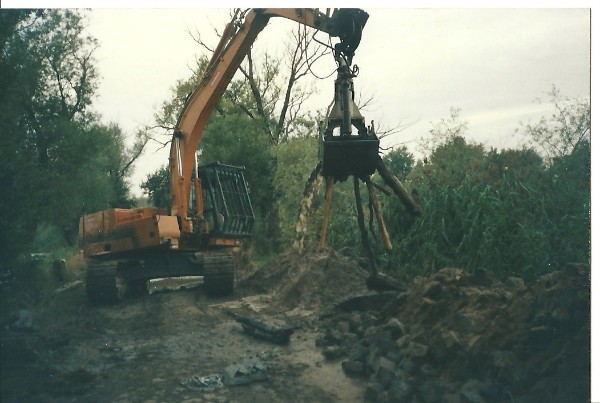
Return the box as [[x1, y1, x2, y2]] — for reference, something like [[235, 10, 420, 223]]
[[148, 276, 203, 294], [2, 243, 589, 402], [181, 356, 268, 392], [227, 311, 296, 345], [54, 280, 83, 293], [316, 265, 590, 402], [222, 356, 268, 386], [180, 374, 224, 391], [366, 272, 406, 292]]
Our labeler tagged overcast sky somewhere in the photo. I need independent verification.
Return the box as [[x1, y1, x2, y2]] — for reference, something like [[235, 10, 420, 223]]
[[79, 7, 591, 195], [4, 2, 592, 191], [2, 1, 597, 394]]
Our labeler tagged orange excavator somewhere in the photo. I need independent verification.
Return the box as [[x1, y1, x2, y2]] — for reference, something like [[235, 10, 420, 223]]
[[78, 8, 376, 303]]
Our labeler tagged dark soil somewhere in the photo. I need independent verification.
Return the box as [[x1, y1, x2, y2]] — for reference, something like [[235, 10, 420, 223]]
[[0, 247, 590, 402]]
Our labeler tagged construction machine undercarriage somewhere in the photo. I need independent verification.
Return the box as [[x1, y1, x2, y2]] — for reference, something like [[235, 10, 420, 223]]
[[85, 249, 236, 304]]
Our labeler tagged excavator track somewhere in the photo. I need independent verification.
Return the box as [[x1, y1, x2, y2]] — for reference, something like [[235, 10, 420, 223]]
[[85, 260, 126, 304], [202, 251, 235, 297]]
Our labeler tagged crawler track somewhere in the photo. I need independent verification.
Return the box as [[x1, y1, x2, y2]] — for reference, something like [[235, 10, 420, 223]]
[[85, 260, 125, 304], [202, 251, 235, 297]]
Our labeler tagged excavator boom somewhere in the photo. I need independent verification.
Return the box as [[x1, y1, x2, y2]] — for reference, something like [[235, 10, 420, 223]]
[[170, 8, 369, 232]]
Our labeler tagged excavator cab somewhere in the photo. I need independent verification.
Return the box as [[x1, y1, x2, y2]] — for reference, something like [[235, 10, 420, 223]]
[[199, 162, 255, 238]]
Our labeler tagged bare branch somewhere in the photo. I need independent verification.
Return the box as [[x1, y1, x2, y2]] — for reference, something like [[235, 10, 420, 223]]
[[118, 130, 150, 179], [188, 25, 215, 54], [239, 49, 273, 141]]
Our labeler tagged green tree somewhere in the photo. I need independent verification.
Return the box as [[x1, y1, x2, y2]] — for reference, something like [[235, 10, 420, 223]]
[[522, 86, 590, 160], [0, 10, 142, 271], [0, 10, 47, 266], [192, 15, 329, 145], [141, 166, 170, 208], [202, 112, 278, 253], [544, 139, 590, 265], [382, 94, 590, 282], [146, 57, 280, 253], [418, 107, 468, 156], [521, 88, 591, 265], [382, 146, 415, 181], [388, 138, 551, 280]]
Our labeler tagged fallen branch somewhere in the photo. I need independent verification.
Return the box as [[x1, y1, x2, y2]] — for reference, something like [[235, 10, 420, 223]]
[[354, 176, 377, 276], [366, 179, 393, 252], [376, 156, 422, 215], [227, 311, 296, 345]]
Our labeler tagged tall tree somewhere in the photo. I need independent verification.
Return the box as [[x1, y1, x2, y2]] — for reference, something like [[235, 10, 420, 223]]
[[418, 107, 469, 156], [1, 10, 52, 267], [521, 86, 590, 161], [0, 10, 142, 270]]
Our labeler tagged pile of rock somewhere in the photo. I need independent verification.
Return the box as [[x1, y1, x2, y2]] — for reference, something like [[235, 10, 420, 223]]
[[317, 265, 589, 402]]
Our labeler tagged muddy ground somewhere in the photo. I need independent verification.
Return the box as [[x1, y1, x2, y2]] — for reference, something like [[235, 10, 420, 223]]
[[1, 247, 369, 403], [0, 246, 591, 402]]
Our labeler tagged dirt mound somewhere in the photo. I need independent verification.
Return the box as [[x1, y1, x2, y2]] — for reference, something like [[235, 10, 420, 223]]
[[317, 265, 590, 402], [2, 246, 589, 402], [240, 244, 369, 311]]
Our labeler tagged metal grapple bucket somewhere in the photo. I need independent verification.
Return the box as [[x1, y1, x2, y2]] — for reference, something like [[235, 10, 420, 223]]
[[321, 135, 380, 181]]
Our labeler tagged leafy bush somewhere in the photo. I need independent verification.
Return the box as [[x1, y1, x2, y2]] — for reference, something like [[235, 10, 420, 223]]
[[381, 136, 589, 282]]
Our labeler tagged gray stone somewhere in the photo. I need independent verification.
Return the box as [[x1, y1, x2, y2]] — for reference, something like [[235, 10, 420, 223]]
[[420, 363, 437, 377], [459, 379, 486, 403], [348, 313, 363, 334], [374, 356, 396, 388], [388, 378, 412, 400], [418, 380, 443, 403], [384, 317, 406, 339], [342, 360, 366, 377], [423, 280, 443, 298], [337, 320, 351, 334], [442, 330, 462, 349], [376, 390, 391, 403], [395, 334, 411, 349], [347, 343, 369, 362], [385, 350, 401, 363], [322, 345, 345, 360], [505, 276, 526, 290], [399, 357, 416, 374], [407, 341, 429, 359], [365, 382, 384, 402]]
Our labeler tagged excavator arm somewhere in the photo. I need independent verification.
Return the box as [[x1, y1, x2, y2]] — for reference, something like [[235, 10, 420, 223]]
[[78, 8, 423, 303], [169, 8, 369, 234]]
